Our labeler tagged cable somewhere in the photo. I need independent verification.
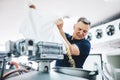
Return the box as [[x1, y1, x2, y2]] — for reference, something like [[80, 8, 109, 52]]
[[2, 68, 28, 80], [9, 61, 19, 69]]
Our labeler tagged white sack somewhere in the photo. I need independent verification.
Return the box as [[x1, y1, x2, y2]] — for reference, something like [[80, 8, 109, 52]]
[[19, 8, 67, 53]]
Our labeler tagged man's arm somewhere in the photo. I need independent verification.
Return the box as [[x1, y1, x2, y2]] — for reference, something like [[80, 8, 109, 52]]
[[55, 19, 80, 55]]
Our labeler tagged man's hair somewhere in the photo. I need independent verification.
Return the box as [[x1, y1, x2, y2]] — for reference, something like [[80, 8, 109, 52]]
[[77, 17, 91, 25]]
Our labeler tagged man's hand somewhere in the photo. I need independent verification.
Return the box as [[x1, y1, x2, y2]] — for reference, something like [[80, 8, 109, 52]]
[[55, 18, 64, 30], [29, 4, 36, 9]]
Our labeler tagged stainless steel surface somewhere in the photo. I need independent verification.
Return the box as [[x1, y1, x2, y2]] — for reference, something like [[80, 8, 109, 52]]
[[6, 69, 89, 80], [35, 41, 64, 60], [53, 67, 98, 80]]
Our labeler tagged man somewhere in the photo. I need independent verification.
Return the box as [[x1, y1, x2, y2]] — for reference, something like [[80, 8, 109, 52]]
[[55, 17, 91, 68]]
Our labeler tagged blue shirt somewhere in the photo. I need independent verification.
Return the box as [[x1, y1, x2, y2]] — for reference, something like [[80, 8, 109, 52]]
[[55, 33, 91, 68]]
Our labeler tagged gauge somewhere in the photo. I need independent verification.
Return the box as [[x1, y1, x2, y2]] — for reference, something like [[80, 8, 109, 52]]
[[95, 29, 103, 39], [106, 25, 115, 36], [28, 39, 34, 46]]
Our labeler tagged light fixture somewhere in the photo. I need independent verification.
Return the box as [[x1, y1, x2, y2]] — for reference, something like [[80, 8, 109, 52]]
[[106, 25, 115, 36], [95, 29, 103, 39], [86, 32, 92, 41]]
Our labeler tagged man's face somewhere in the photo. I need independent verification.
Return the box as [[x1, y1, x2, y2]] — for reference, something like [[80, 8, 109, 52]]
[[72, 21, 90, 40]]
